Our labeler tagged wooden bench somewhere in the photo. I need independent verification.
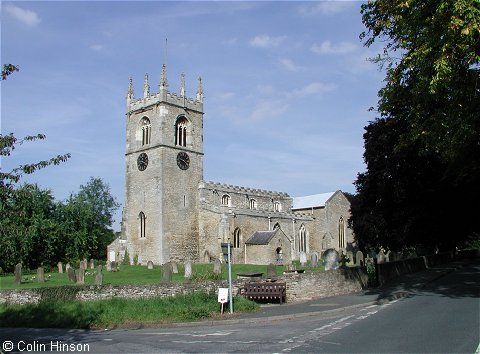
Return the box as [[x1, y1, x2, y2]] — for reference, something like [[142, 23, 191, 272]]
[[242, 282, 286, 304]]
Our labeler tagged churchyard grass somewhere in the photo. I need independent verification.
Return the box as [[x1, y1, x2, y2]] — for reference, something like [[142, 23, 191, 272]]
[[0, 263, 324, 290], [0, 292, 259, 329]]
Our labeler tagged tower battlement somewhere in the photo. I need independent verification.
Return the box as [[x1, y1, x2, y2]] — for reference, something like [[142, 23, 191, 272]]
[[126, 65, 204, 114], [128, 91, 203, 113]]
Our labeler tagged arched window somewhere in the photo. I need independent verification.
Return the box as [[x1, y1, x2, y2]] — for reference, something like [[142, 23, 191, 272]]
[[249, 199, 257, 210], [139, 212, 146, 238], [175, 117, 188, 147], [273, 201, 281, 212], [233, 227, 241, 249], [221, 194, 231, 206], [141, 117, 151, 145], [299, 224, 307, 252], [338, 217, 345, 249]]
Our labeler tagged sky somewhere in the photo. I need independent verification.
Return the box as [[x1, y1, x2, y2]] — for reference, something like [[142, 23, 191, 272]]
[[1, 1, 385, 231]]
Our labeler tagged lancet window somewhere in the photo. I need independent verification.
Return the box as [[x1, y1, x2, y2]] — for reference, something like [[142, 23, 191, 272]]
[[175, 117, 188, 147], [139, 212, 146, 238], [141, 117, 151, 145]]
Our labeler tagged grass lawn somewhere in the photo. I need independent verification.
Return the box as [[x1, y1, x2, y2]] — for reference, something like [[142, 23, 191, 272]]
[[0, 292, 259, 329], [0, 262, 324, 290]]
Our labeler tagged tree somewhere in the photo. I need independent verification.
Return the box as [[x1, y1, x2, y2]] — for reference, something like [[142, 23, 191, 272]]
[[360, 0, 479, 160], [0, 184, 62, 271], [351, 1, 480, 252], [59, 177, 119, 261]]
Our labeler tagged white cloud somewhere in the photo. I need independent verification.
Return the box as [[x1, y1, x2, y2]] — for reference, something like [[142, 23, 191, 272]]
[[279, 58, 303, 72], [249, 34, 285, 48], [298, 2, 355, 16], [291, 82, 337, 97], [256, 84, 274, 95], [5, 4, 40, 27], [312, 41, 357, 55], [249, 100, 289, 121], [90, 44, 104, 51], [216, 92, 235, 100]]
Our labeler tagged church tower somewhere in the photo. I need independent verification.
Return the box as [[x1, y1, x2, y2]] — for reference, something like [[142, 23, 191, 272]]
[[123, 65, 204, 264]]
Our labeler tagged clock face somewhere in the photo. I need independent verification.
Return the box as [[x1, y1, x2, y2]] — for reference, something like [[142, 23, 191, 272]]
[[176, 151, 190, 170], [137, 153, 148, 171]]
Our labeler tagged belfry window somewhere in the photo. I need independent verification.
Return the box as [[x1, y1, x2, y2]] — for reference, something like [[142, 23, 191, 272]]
[[221, 194, 231, 206], [139, 212, 146, 238], [273, 201, 281, 212], [338, 217, 345, 249], [233, 227, 241, 248], [299, 224, 307, 252], [141, 117, 151, 146], [249, 199, 257, 210], [175, 117, 188, 147]]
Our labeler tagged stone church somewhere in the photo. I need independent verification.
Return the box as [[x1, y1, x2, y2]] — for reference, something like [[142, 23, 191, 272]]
[[109, 65, 355, 266]]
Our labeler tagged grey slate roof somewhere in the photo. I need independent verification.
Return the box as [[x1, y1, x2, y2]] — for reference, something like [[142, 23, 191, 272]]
[[245, 230, 277, 245]]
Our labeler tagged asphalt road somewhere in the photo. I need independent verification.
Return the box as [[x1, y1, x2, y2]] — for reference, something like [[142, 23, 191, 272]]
[[1, 261, 479, 353]]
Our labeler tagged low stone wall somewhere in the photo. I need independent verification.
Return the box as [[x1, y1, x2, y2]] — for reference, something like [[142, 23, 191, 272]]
[[76, 281, 242, 302], [0, 289, 41, 305], [0, 268, 368, 305], [376, 251, 455, 285], [280, 267, 368, 302]]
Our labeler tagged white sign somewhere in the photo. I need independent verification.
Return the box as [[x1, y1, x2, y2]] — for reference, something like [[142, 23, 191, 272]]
[[218, 288, 229, 304]]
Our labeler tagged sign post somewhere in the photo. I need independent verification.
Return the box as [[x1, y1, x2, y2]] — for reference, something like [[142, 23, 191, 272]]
[[221, 241, 234, 314], [218, 287, 228, 314], [227, 241, 233, 314]]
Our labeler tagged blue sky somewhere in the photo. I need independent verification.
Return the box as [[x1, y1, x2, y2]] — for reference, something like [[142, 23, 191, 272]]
[[2, 1, 384, 230]]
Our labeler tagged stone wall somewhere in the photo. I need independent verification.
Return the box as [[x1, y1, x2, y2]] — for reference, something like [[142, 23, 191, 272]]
[[376, 251, 455, 285], [282, 267, 368, 302], [0, 268, 368, 305]]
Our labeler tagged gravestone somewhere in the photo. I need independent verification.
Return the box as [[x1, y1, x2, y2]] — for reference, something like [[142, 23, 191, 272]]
[[322, 249, 339, 271], [299, 252, 307, 266], [106, 261, 112, 271], [83, 258, 88, 269], [311, 252, 319, 268], [37, 267, 45, 282], [90, 259, 95, 269], [377, 250, 386, 264], [14, 263, 22, 285], [347, 251, 355, 266], [67, 267, 77, 282], [111, 261, 118, 272], [161, 262, 172, 283], [147, 260, 154, 270], [76, 268, 85, 285], [385, 251, 391, 262], [184, 261, 192, 278], [171, 261, 178, 274], [79, 260, 86, 270], [356, 251, 364, 266], [213, 258, 222, 275], [57, 262, 63, 273], [65, 263, 71, 272], [266, 263, 277, 277], [95, 265, 103, 286]]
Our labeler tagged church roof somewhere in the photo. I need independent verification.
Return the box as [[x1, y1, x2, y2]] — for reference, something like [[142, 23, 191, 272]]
[[245, 230, 277, 245], [292, 192, 336, 210]]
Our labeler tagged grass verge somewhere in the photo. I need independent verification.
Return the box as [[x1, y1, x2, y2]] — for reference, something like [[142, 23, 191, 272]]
[[0, 292, 259, 329]]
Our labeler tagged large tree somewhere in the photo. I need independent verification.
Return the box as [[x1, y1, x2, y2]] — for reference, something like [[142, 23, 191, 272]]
[[350, 0, 479, 252], [59, 177, 119, 261]]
